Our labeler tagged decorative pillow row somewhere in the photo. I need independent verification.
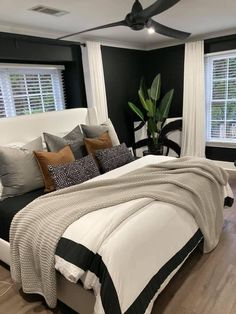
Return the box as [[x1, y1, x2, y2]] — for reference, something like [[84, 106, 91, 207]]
[[0, 120, 133, 199], [43, 119, 119, 158], [45, 143, 133, 191]]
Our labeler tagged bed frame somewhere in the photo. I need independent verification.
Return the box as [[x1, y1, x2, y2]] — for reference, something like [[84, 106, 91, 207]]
[[0, 109, 224, 314], [0, 108, 97, 314]]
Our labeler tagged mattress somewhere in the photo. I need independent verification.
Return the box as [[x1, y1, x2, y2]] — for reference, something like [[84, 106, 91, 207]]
[[1, 155, 233, 243], [0, 188, 44, 241], [0, 157, 174, 243]]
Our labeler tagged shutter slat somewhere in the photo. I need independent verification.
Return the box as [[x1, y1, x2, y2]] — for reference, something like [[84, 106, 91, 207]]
[[0, 85, 6, 117]]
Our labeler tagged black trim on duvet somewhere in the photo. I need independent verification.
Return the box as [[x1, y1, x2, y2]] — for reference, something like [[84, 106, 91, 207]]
[[224, 196, 234, 207], [56, 229, 203, 314]]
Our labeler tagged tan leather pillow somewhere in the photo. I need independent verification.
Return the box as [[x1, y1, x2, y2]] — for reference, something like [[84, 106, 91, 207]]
[[84, 131, 113, 158], [34, 146, 75, 192]]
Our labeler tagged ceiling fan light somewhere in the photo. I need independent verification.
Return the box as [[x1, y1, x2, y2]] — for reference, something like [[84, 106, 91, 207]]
[[147, 27, 155, 34]]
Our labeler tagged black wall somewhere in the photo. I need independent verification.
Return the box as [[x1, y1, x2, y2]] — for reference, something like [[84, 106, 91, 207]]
[[144, 45, 185, 118], [101, 46, 145, 146], [101, 44, 184, 146], [0, 32, 87, 108], [63, 46, 87, 108]]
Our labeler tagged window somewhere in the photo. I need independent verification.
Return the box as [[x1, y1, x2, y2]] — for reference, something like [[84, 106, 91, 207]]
[[0, 64, 65, 118], [205, 51, 236, 145]]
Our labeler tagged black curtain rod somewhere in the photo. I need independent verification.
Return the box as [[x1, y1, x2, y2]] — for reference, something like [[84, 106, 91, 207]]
[[0, 31, 86, 47]]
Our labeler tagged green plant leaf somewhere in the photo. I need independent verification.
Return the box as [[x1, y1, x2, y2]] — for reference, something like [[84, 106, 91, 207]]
[[147, 118, 157, 133], [159, 89, 174, 120], [138, 89, 149, 112], [148, 88, 151, 98], [146, 99, 155, 117], [140, 77, 149, 100], [128, 102, 144, 121], [150, 74, 161, 101], [155, 107, 161, 121]]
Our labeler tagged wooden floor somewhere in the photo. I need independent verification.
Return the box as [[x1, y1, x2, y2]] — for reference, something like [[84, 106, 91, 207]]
[[0, 178, 236, 314]]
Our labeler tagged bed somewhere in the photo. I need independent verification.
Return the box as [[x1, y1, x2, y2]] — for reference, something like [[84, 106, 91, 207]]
[[0, 108, 233, 314]]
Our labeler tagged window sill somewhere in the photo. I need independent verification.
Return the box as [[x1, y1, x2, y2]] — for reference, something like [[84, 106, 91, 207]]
[[206, 141, 236, 149]]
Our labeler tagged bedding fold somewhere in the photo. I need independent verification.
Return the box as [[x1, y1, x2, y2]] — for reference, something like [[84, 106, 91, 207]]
[[10, 156, 228, 308]]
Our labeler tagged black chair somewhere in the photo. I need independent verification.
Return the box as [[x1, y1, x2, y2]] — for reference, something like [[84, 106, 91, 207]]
[[159, 118, 182, 157], [133, 118, 182, 157]]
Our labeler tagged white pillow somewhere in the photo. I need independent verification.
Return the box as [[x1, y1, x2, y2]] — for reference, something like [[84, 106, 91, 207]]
[[5, 137, 43, 150]]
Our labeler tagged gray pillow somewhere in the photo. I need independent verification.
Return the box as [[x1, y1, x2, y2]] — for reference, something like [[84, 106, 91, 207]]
[[0, 138, 44, 200], [81, 119, 120, 146], [48, 155, 100, 190], [44, 125, 86, 159], [95, 143, 134, 173]]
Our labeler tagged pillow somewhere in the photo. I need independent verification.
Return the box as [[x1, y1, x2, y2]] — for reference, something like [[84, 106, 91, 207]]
[[34, 146, 75, 192], [5, 137, 44, 150], [81, 119, 120, 146], [0, 138, 44, 200], [48, 155, 100, 190], [95, 143, 134, 173], [84, 131, 113, 158], [44, 125, 86, 159]]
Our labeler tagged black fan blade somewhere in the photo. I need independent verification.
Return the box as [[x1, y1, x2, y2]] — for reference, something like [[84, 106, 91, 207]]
[[142, 0, 181, 19], [148, 19, 191, 40], [57, 20, 127, 40], [131, 0, 143, 14]]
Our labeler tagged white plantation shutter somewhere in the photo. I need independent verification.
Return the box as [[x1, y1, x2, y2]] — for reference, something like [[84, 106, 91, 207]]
[[0, 64, 65, 118], [0, 81, 6, 118], [205, 52, 236, 142]]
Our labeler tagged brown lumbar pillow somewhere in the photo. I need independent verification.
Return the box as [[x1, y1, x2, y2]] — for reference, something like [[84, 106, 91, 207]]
[[34, 146, 75, 192], [84, 131, 113, 158]]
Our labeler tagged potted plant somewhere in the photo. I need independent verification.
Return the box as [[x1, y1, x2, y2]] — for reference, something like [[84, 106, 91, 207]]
[[128, 73, 174, 154]]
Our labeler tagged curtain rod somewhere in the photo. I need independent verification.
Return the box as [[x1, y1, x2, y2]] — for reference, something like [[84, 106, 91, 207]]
[[0, 31, 86, 47]]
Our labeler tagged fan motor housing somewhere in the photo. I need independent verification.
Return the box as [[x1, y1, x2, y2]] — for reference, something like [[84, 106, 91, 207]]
[[125, 13, 147, 30]]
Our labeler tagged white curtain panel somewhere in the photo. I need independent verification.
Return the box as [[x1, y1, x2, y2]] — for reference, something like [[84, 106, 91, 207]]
[[181, 41, 206, 157], [82, 41, 108, 123]]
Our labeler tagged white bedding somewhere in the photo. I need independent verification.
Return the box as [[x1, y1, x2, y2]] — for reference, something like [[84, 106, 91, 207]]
[[55, 156, 202, 314]]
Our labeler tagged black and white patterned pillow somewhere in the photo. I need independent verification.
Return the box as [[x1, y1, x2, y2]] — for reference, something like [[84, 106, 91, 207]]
[[95, 143, 134, 173], [48, 155, 100, 190]]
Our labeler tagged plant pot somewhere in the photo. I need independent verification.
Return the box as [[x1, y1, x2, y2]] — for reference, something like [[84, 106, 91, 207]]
[[147, 142, 163, 155]]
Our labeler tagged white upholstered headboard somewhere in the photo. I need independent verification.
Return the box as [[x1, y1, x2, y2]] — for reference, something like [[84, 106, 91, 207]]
[[0, 108, 98, 145]]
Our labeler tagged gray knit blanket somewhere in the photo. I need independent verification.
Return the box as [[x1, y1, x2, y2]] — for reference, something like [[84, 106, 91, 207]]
[[10, 157, 228, 308]]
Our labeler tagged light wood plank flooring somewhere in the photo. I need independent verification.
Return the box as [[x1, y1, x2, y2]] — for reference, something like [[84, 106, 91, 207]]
[[0, 178, 236, 314]]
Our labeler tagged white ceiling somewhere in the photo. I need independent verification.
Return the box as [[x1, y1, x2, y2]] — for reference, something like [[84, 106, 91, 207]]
[[0, 0, 236, 50]]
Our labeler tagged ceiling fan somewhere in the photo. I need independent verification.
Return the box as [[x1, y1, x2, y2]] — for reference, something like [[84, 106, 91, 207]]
[[57, 0, 190, 41]]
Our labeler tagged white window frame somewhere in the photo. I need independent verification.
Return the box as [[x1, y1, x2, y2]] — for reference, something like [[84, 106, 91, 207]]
[[0, 63, 65, 118], [205, 49, 236, 148]]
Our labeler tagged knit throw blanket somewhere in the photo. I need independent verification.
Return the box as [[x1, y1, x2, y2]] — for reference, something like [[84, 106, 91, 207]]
[[10, 157, 228, 308]]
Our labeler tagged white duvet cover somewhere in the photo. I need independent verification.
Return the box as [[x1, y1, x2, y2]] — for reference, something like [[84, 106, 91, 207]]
[[55, 156, 206, 314]]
